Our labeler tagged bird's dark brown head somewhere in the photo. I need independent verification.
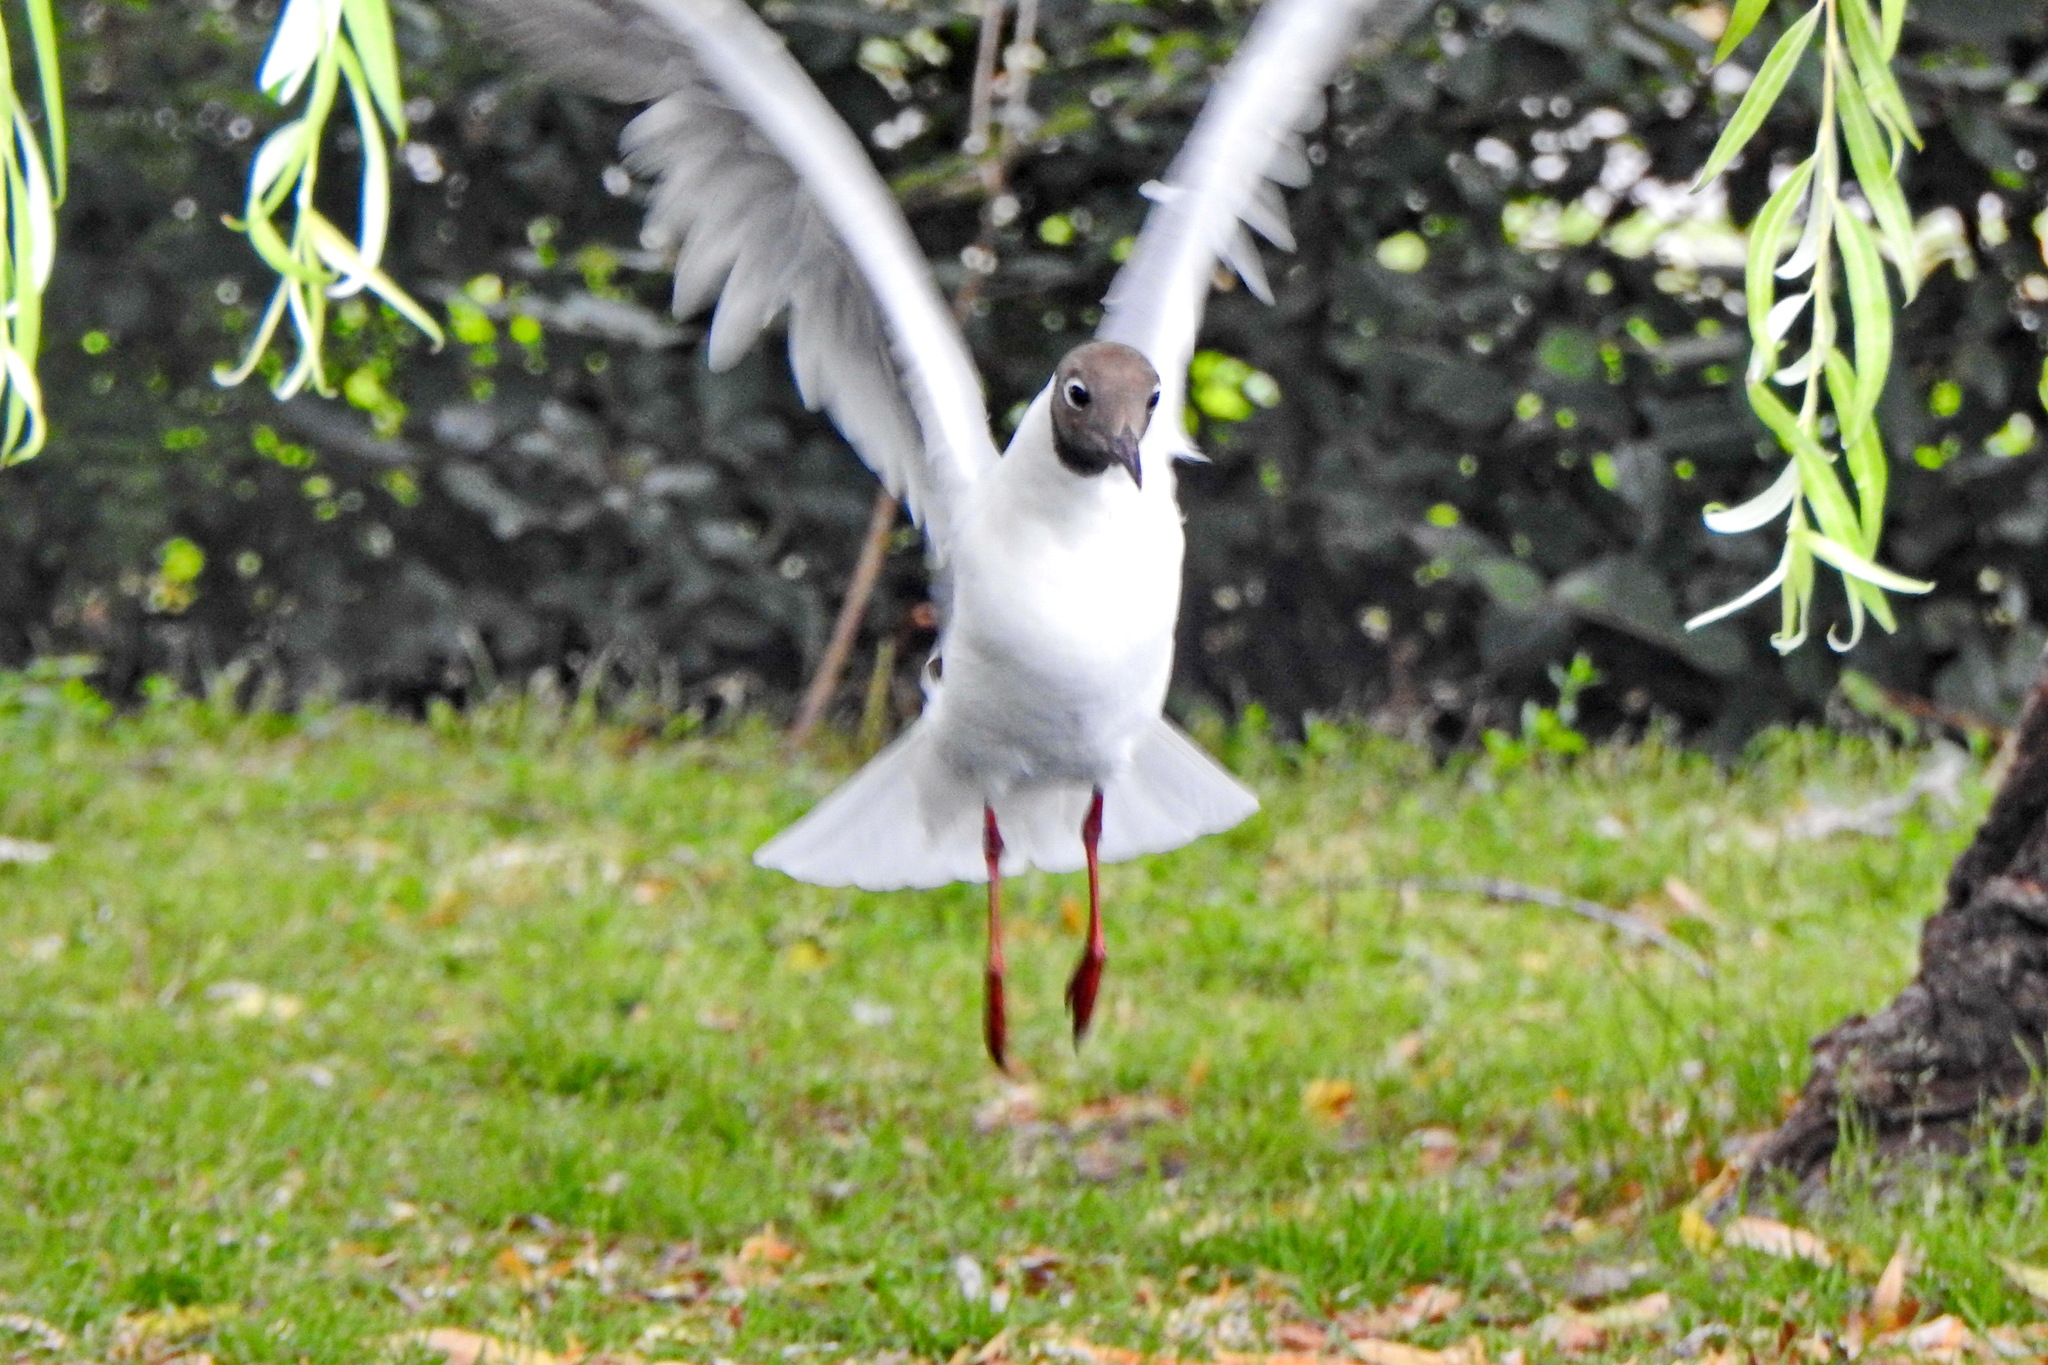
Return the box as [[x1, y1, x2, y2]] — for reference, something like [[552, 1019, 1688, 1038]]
[[1049, 341, 1160, 489]]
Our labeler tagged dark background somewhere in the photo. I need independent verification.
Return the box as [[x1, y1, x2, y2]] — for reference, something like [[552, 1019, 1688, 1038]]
[[4, 0, 2044, 747]]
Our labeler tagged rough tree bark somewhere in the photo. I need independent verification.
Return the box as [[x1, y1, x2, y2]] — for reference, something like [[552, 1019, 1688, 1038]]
[[1748, 648, 2048, 1187]]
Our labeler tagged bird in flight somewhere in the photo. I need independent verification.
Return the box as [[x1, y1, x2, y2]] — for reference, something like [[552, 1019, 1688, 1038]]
[[479, 0, 1390, 1069]]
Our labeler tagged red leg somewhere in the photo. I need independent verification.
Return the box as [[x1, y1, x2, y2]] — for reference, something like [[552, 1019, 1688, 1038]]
[[983, 805, 1009, 1072], [1065, 788, 1108, 1044]]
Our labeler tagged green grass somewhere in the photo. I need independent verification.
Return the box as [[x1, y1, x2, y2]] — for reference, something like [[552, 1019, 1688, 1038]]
[[2, 672, 2046, 1363]]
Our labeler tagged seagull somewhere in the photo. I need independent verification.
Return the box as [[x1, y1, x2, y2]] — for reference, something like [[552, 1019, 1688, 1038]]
[[478, 0, 1390, 1068]]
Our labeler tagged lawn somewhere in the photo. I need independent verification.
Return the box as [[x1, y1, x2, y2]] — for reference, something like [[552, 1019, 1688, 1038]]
[[2, 669, 2046, 1365]]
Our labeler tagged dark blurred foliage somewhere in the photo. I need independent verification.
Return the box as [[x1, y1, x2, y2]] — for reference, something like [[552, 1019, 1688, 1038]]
[[2, 0, 2045, 745]]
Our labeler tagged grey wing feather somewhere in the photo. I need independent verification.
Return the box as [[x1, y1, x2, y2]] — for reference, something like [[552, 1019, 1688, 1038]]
[[1098, 0, 1401, 455], [470, 0, 998, 557]]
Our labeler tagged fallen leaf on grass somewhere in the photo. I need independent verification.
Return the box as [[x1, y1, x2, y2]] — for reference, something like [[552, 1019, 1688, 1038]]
[[1723, 1216, 1834, 1266], [1272, 1323, 1331, 1353], [111, 1306, 236, 1363], [1300, 1079, 1354, 1125], [1534, 1291, 1673, 1355], [1679, 1204, 1720, 1255], [736, 1225, 796, 1266], [1410, 1126, 1460, 1175], [492, 1245, 537, 1288], [394, 1329, 561, 1365], [0, 836, 54, 864], [1872, 1235, 1917, 1334], [1051, 1341, 1442, 1365], [1662, 876, 1722, 925], [1993, 1256, 2048, 1306], [0, 1314, 71, 1353], [1985, 1326, 2048, 1359], [719, 1223, 799, 1288], [1564, 1261, 1652, 1303], [1868, 1314, 1978, 1363], [1353, 1338, 1489, 1365], [204, 980, 304, 1023], [1336, 1284, 1464, 1338], [973, 1084, 1042, 1134]]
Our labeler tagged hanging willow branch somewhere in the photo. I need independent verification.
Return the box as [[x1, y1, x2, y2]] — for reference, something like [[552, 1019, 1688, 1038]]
[[216, 0, 443, 399], [0, 0, 66, 467], [1686, 0, 1932, 652]]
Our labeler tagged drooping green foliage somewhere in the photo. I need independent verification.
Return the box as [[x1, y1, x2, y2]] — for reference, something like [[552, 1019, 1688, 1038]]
[[1, 0, 2044, 740], [214, 0, 442, 398], [0, 0, 65, 467], [1685, 0, 1932, 653]]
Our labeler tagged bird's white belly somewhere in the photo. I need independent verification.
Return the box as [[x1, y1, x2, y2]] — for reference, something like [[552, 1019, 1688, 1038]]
[[934, 501, 1182, 794]]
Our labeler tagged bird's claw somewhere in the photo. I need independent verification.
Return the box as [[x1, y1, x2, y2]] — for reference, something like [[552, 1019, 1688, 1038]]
[[984, 967, 1009, 1072], [1064, 946, 1105, 1045]]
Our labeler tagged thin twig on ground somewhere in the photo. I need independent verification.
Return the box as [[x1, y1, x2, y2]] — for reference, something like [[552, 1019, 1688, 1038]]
[[1395, 876, 1715, 979]]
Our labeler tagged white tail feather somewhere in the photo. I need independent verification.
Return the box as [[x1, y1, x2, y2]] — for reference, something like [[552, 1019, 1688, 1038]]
[[754, 717, 1258, 891]]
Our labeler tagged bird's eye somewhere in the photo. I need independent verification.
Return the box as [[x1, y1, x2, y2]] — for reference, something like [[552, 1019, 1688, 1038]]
[[1146, 389, 1160, 411], [1064, 380, 1091, 408]]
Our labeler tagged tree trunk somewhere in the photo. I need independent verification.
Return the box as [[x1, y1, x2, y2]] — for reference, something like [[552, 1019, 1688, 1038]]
[[1748, 650, 2048, 1187]]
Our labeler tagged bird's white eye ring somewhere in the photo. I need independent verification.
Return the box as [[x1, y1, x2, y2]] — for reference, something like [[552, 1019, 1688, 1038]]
[[1064, 380, 1090, 408]]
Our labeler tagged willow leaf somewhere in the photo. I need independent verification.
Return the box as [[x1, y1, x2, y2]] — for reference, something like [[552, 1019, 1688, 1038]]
[[1823, 350, 1890, 553], [306, 215, 446, 347], [1838, 0, 1921, 152], [1778, 520, 1815, 653], [1835, 210, 1891, 445], [1879, 0, 1904, 57], [1746, 380, 1863, 552], [1687, 548, 1792, 631], [1838, 71, 1917, 298], [1704, 459, 1801, 534], [341, 0, 408, 134], [1745, 157, 1815, 380], [1715, 0, 1772, 64], [330, 45, 390, 298], [23, 0, 64, 199], [1694, 4, 1822, 189], [1802, 529, 1932, 594], [214, 285, 294, 388]]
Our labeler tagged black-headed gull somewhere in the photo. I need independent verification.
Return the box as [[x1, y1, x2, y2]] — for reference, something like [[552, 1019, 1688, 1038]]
[[479, 0, 1390, 1067]]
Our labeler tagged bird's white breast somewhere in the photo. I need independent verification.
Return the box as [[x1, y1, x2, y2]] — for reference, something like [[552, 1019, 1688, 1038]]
[[930, 393, 1185, 794]]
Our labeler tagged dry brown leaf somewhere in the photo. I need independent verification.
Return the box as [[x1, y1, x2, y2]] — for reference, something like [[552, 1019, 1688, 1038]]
[[1595, 1290, 1673, 1329], [1534, 1311, 1607, 1356], [1273, 1323, 1332, 1353], [694, 1007, 741, 1032], [1534, 1291, 1672, 1356], [1873, 1235, 1916, 1333], [1993, 1257, 2048, 1306], [1662, 876, 1722, 924], [1984, 1326, 2036, 1359], [493, 1246, 537, 1287], [1337, 1284, 1465, 1338], [736, 1225, 797, 1266], [1869, 1313, 1978, 1363], [973, 1084, 1042, 1134], [1724, 1215, 1835, 1266], [395, 1329, 563, 1365], [1300, 1079, 1355, 1125], [1351, 1339, 1454, 1365], [1411, 1127, 1461, 1176]]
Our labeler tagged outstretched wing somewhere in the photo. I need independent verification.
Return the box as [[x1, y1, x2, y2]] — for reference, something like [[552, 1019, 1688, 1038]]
[[1097, 0, 1396, 455], [473, 0, 999, 555]]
